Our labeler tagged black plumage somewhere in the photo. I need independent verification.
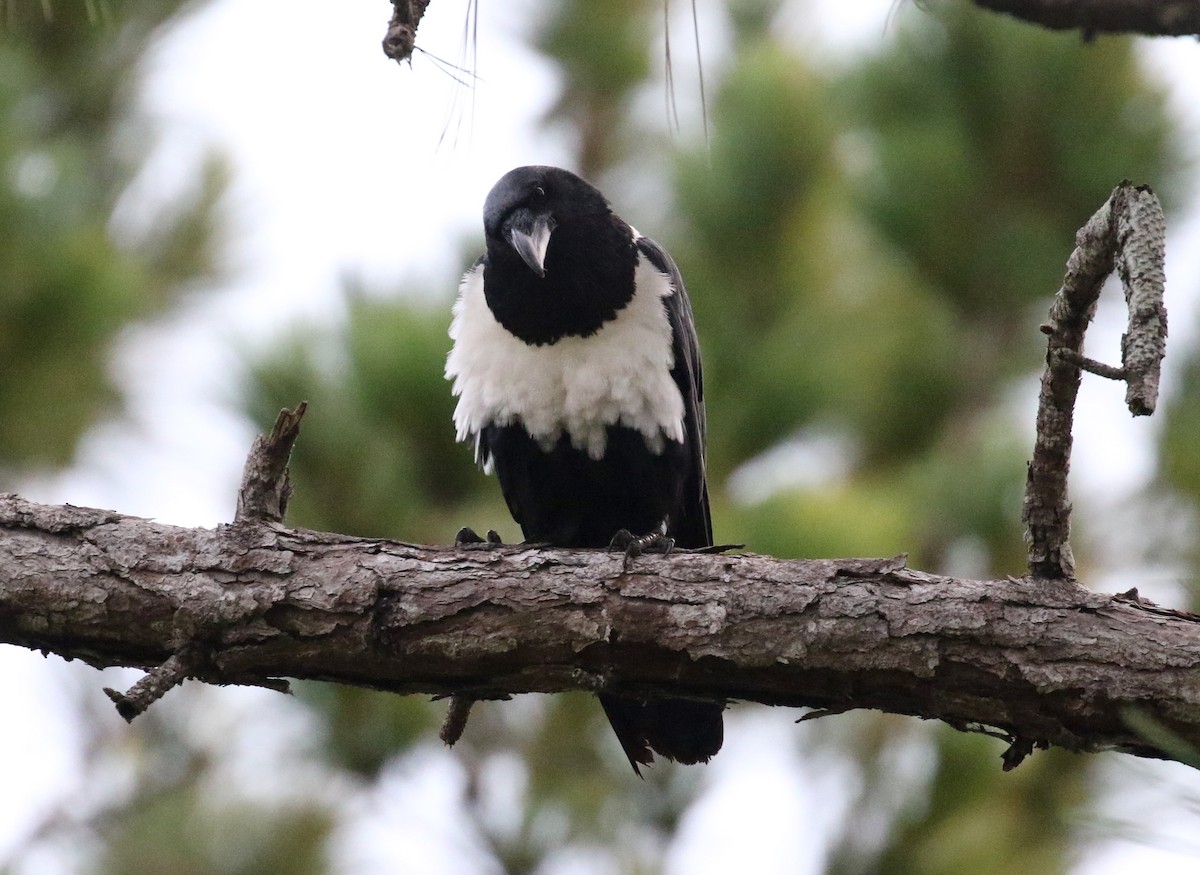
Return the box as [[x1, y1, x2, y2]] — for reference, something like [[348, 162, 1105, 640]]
[[446, 165, 723, 773]]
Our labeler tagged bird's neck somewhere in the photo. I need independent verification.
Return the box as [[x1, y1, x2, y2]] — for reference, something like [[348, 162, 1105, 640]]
[[484, 217, 637, 346]]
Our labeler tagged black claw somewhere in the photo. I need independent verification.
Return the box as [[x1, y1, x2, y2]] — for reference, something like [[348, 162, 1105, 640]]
[[455, 527, 505, 548], [455, 526, 485, 546], [643, 533, 675, 558], [610, 529, 675, 570], [608, 528, 635, 553]]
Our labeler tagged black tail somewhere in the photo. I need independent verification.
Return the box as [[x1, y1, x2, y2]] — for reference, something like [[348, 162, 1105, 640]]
[[599, 694, 724, 776]]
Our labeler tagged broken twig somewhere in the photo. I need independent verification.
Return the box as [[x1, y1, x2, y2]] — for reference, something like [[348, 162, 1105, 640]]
[[440, 695, 474, 746], [103, 650, 197, 721], [382, 0, 431, 63], [234, 402, 307, 523]]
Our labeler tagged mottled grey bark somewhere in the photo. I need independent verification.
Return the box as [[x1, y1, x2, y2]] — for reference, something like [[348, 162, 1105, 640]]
[[3, 494, 1200, 767]]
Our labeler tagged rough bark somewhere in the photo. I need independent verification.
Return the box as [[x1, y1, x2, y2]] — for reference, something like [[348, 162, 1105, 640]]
[[3, 494, 1200, 767]]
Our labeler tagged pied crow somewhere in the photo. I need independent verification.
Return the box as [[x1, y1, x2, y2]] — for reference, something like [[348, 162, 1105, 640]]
[[446, 165, 723, 774]]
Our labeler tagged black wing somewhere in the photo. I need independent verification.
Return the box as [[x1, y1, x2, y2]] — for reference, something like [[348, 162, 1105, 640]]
[[636, 236, 713, 549]]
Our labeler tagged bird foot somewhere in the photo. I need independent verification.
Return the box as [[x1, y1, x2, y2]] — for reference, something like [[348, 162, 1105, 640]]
[[455, 527, 504, 548], [609, 529, 675, 571]]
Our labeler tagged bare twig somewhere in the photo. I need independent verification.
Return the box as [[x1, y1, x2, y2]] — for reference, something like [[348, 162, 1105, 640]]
[[1001, 735, 1048, 771], [440, 696, 474, 746], [1053, 349, 1126, 381], [1022, 182, 1167, 580], [234, 402, 307, 523], [795, 704, 854, 723], [103, 650, 197, 721]]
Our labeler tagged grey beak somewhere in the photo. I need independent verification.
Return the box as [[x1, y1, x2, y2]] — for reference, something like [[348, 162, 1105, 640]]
[[506, 210, 556, 277]]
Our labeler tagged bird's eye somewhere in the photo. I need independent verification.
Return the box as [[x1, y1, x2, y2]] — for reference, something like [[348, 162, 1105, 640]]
[[533, 185, 546, 199]]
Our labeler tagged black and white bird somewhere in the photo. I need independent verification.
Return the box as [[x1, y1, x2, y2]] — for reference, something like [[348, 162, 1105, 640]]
[[445, 165, 724, 773]]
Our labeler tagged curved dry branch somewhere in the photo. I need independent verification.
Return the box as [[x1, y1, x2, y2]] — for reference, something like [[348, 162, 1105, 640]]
[[1022, 182, 1167, 580], [3, 495, 1200, 769]]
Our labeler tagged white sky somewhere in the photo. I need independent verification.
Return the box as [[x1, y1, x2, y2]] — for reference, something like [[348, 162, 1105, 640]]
[[4, 1, 1200, 873]]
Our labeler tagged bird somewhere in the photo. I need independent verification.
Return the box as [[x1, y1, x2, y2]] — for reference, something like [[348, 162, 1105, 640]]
[[445, 164, 724, 774]]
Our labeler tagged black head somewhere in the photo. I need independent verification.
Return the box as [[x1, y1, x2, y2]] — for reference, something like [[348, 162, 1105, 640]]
[[483, 166, 613, 277], [480, 166, 638, 345]]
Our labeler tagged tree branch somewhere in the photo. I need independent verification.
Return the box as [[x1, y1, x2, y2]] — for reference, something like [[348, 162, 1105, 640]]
[[1022, 182, 1167, 580], [3, 494, 1200, 767], [382, 0, 431, 63], [234, 402, 307, 524], [970, 0, 1200, 37]]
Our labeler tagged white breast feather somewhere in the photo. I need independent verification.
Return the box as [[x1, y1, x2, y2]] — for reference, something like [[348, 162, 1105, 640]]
[[445, 255, 685, 463]]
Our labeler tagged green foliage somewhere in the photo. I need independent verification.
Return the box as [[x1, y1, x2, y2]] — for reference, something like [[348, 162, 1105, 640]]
[[674, 5, 1175, 578], [246, 288, 491, 542], [97, 791, 333, 875], [298, 684, 438, 779], [1161, 355, 1200, 500], [537, 0, 662, 176], [446, 693, 704, 874], [674, 41, 842, 470], [828, 727, 1087, 875], [0, 3, 224, 473], [1156, 348, 1200, 602], [848, 4, 1174, 325]]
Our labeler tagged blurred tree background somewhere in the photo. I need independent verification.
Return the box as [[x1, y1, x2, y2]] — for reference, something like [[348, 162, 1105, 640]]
[[2, 1, 1196, 874]]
